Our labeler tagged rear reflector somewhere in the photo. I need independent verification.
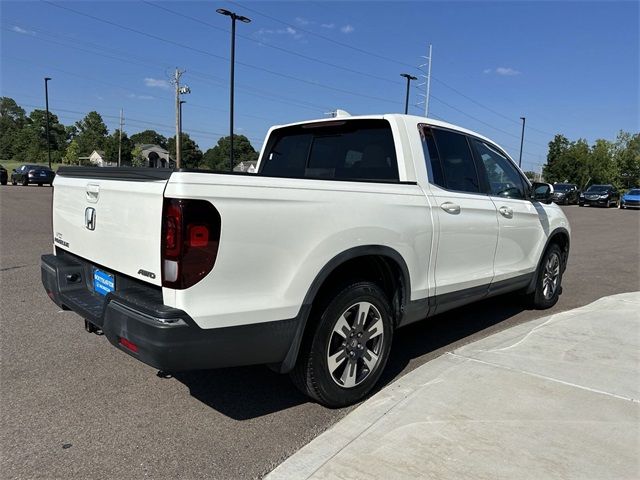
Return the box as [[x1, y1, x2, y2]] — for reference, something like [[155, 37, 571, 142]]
[[119, 337, 138, 353]]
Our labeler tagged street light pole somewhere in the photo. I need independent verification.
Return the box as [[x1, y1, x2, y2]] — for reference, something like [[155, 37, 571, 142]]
[[400, 73, 417, 114], [44, 77, 52, 169], [216, 8, 251, 171], [518, 116, 526, 168]]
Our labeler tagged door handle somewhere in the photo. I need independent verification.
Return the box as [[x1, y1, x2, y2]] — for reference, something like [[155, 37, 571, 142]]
[[440, 202, 461, 214], [498, 206, 513, 218]]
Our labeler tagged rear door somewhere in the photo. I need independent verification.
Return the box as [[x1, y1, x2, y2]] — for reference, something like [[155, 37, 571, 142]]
[[52, 168, 171, 286], [420, 127, 499, 304], [470, 138, 546, 282]]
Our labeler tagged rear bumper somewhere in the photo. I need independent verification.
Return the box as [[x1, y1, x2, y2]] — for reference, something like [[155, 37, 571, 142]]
[[41, 253, 298, 372]]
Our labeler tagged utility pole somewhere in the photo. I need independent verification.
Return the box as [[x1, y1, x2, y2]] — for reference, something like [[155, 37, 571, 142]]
[[44, 77, 52, 169], [518, 116, 526, 168], [171, 68, 190, 169], [174, 68, 183, 169], [118, 108, 123, 167]]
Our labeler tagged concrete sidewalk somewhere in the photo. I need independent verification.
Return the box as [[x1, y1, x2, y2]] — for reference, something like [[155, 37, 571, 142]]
[[267, 292, 640, 480]]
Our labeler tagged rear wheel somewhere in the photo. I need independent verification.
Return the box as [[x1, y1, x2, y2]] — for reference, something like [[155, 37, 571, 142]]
[[291, 282, 394, 408], [530, 244, 563, 309]]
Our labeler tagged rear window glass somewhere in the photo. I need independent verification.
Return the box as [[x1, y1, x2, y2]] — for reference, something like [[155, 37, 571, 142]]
[[260, 119, 399, 182]]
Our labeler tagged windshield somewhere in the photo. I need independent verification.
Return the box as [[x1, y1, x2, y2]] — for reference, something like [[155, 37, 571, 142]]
[[554, 184, 572, 192], [586, 185, 610, 193], [627, 189, 640, 196]]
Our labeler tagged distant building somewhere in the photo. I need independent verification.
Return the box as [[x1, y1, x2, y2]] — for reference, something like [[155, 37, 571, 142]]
[[139, 144, 175, 168], [233, 160, 257, 173], [82, 150, 116, 167]]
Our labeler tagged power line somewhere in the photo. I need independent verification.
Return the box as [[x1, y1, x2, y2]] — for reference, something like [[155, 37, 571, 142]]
[[225, 1, 560, 139], [41, 1, 400, 106], [144, 1, 400, 87], [3, 23, 328, 115], [227, 0, 416, 69]]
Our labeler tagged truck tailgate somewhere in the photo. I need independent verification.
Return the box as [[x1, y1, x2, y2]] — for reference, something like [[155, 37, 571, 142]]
[[52, 168, 171, 286]]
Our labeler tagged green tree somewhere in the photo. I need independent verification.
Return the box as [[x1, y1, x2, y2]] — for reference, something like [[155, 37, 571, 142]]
[[12, 109, 66, 163], [203, 134, 258, 171], [523, 171, 537, 181], [131, 145, 146, 167], [588, 139, 617, 186], [130, 129, 168, 149], [168, 133, 203, 169], [63, 139, 80, 165], [0, 97, 27, 159], [613, 131, 640, 189], [75, 111, 108, 155], [104, 129, 133, 165], [543, 136, 591, 187]]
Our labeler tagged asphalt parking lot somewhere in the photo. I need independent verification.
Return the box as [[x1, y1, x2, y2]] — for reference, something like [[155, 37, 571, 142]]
[[1, 185, 639, 479]]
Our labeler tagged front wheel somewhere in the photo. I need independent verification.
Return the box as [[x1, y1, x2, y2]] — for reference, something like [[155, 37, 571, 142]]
[[291, 282, 394, 408], [22, 177, 28, 186], [529, 244, 564, 309]]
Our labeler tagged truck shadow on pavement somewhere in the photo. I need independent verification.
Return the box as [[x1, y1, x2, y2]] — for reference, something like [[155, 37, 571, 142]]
[[172, 293, 529, 420]]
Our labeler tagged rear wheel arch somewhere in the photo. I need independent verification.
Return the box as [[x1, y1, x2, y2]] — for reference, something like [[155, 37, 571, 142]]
[[526, 228, 570, 294], [277, 246, 410, 374]]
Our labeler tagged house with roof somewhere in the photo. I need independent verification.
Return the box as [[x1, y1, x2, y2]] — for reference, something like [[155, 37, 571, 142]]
[[138, 144, 175, 168], [233, 160, 257, 173], [80, 150, 115, 167]]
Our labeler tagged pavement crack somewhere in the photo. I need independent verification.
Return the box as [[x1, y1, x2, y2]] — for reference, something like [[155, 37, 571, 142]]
[[447, 351, 640, 404], [0, 264, 36, 272]]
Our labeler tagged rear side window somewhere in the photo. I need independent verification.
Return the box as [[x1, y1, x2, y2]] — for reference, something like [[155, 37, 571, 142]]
[[260, 120, 399, 182], [428, 128, 480, 193]]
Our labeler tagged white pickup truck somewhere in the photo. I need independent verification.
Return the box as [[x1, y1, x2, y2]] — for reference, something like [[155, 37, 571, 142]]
[[41, 114, 570, 407]]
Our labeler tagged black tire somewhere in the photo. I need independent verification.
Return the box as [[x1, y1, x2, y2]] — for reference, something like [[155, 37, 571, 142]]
[[0, 180, 6, 186], [529, 244, 564, 309], [291, 282, 394, 408], [11, 178, 17, 186], [22, 177, 28, 186], [37, 183, 43, 187], [579, 203, 584, 207]]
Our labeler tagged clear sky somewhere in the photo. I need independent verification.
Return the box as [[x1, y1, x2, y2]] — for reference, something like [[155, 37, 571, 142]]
[[1, 1, 638, 173]]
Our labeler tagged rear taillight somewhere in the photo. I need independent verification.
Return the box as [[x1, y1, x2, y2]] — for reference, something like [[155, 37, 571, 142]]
[[161, 198, 221, 289]]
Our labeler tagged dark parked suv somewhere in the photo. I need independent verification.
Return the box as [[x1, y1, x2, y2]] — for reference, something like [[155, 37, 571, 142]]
[[552, 183, 580, 205], [10, 164, 55, 186], [579, 184, 620, 207]]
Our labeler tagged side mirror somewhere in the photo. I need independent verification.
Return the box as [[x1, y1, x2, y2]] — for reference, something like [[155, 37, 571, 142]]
[[531, 182, 553, 204]]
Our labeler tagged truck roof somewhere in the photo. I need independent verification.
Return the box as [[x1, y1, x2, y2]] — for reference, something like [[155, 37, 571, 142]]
[[270, 113, 512, 159]]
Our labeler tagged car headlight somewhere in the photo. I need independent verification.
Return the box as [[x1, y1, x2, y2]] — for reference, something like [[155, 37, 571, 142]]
[[599, 194, 609, 199], [579, 193, 584, 197]]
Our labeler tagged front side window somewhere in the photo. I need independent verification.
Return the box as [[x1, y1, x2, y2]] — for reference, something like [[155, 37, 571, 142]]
[[472, 139, 527, 199], [429, 128, 480, 193], [260, 120, 399, 182]]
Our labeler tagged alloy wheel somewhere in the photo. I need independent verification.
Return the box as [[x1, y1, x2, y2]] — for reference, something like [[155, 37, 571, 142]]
[[326, 301, 385, 388], [542, 252, 560, 300]]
